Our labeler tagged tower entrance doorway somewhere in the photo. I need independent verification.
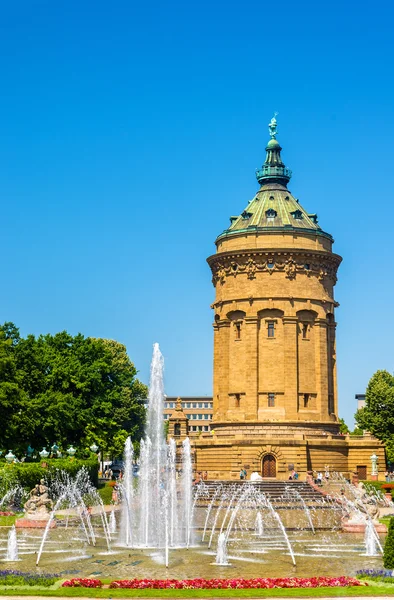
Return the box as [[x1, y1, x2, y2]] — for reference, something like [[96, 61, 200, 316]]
[[262, 454, 276, 478]]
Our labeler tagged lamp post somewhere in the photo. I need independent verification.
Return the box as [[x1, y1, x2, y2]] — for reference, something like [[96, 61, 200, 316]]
[[370, 452, 379, 480], [51, 443, 59, 457], [5, 450, 15, 464], [39, 447, 49, 459], [67, 445, 76, 457], [89, 443, 99, 454]]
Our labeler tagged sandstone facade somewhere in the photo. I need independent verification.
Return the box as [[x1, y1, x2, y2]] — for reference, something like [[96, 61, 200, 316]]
[[188, 118, 385, 480]]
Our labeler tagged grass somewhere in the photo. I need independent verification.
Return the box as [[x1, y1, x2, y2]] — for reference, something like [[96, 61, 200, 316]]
[[0, 584, 393, 597], [0, 514, 21, 526]]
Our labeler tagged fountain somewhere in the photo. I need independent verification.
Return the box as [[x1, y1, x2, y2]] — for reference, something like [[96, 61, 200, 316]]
[[215, 532, 230, 565], [0, 344, 388, 578], [5, 525, 18, 561], [364, 518, 383, 556], [109, 510, 116, 534], [255, 512, 264, 536], [119, 343, 193, 554]]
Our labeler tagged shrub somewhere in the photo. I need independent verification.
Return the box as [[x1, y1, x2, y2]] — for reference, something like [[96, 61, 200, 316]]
[[0, 458, 98, 493], [97, 483, 113, 505], [384, 517, 394, 569]]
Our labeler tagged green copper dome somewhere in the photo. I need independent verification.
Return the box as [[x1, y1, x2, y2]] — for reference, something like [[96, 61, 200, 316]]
[[217, 116, 333, 243]]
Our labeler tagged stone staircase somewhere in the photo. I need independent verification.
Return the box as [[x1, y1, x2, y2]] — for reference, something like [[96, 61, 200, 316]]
[[196, 479, 325, 504]]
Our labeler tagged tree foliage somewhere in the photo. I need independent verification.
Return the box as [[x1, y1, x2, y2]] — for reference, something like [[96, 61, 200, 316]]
[[0, 323, 147, 458], [384, 517, 394, 568], [355, 369, 394, 461]]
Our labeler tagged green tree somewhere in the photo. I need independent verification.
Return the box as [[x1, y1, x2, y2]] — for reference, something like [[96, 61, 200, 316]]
[[0, 323, 147, 457], [384, 517, 394, 568], [339, 418, 350, 434], [355, 369, 394, 461]]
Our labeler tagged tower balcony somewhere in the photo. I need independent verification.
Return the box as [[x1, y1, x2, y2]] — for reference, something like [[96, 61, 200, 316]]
[[256, 165, 292, 185]]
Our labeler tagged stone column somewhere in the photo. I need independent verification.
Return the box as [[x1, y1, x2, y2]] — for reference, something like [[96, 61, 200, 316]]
[[213, 319, 230, 421], [244, 316, 259, 420], [282, 316, 298, 420]]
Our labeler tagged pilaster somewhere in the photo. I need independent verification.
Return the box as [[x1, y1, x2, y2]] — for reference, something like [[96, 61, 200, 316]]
[[243, 316, 259, 419], [213, 319, 230, 421], [314, 318, 329, 420], [282, 316, 298, 419]]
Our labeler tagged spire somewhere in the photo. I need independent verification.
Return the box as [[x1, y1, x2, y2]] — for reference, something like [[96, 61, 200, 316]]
[[256, 114, 292, 187]]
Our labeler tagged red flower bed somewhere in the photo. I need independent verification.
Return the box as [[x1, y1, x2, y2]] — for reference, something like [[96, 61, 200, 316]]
[[108, 577, 365, 589], [62, 578, 102, 588], [0, 512, 14, 516]]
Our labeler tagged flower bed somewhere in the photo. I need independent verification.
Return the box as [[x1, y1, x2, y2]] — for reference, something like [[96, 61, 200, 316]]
[[62, 578, 103, 588], [108, 577, 365, 589], [0, 569, 58, 587], [357, 569, 394, 583], [0, 511, 14, 516]]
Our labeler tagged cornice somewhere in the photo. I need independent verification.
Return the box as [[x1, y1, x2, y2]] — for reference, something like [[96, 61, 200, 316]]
[[207, 248, 341, 287]]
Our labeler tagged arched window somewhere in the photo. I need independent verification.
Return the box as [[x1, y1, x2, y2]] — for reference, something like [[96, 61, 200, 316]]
[[174, 423, 181, 437]]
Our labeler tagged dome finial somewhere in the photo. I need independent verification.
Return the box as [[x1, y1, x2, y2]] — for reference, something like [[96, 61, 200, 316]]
[[256, 113, 292, 186], [268, 112, 279, 139]]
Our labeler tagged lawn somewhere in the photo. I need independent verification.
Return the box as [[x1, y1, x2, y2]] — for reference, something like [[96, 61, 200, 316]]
[[0, 514, 20, 526]]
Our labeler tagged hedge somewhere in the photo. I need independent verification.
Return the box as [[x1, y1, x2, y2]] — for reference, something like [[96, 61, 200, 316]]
[[0, 457, 99, 492], [97, 482, 114, 505]]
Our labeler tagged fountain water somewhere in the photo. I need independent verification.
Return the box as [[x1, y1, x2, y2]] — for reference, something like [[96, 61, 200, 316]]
[[109, 509, 116, 534], [5, 525, 18, 561], [255, 512, 264, 536], [119, 343, 193, 555], [202, 484, 223, 542], [215, 532, 230, 565], [364, 518, 382, 556]]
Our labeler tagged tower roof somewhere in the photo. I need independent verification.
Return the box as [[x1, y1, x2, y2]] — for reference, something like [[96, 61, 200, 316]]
[[217, 116, 333, 243]]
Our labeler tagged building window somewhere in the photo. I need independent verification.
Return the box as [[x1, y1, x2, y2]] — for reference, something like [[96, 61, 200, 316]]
[[303, 393, 309, 408], [174, 423, 181, 436], [302, 323, 308, 339], [268, 393, 275, 407], [304, 263, 310, 270], [204, 414, 209, 419], [291, 209, 303, 220], [204, 402, 209, 408], [265, 208, 277, 222], [267, 321, 275, 338], [234, 322, 241, 340], [198, 402, 203, 408], [235, 393, 240, 408], [203, 425, 209, 432]]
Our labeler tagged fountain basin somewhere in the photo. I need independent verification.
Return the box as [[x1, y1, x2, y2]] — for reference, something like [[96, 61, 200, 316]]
[[342, 522, 387, 533], [15, 518, 56, 529]]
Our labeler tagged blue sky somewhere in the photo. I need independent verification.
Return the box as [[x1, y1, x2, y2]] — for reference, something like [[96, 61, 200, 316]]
[[0, 0, 393, 427]]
